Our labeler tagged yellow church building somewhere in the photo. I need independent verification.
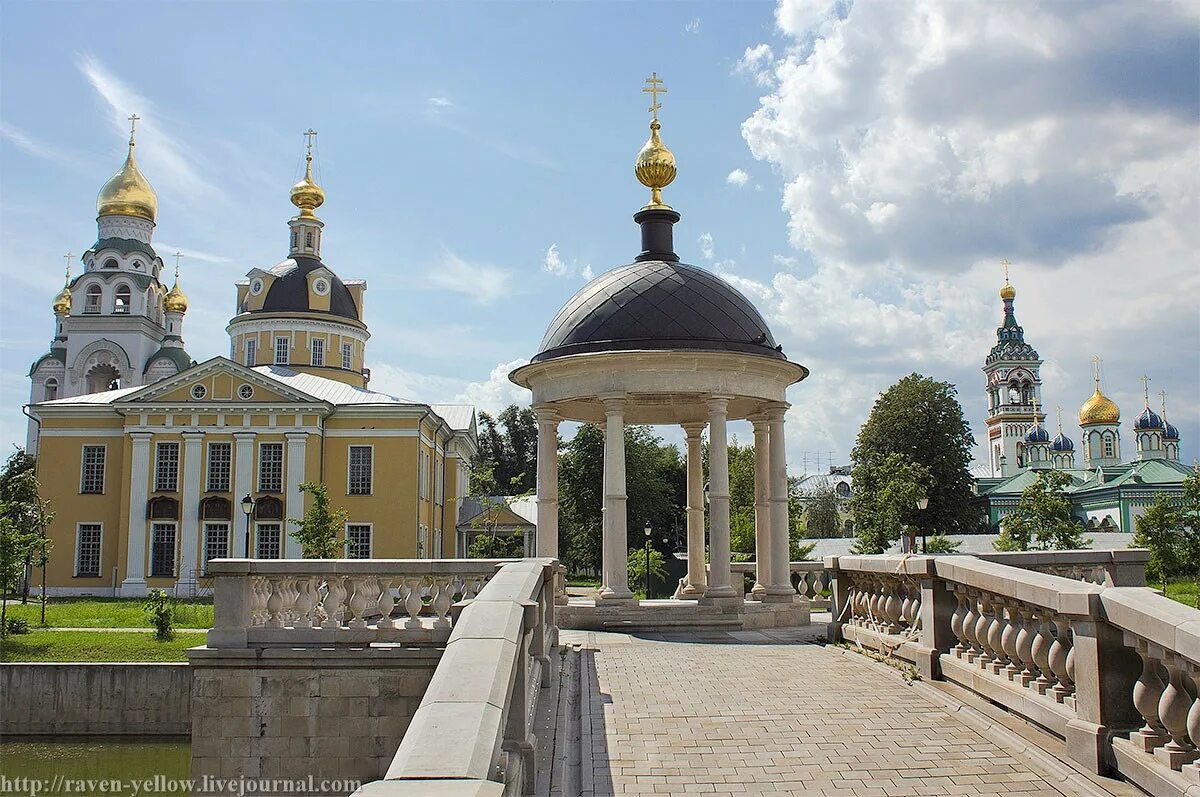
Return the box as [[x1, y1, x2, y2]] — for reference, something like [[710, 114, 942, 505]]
[[25, 126, 476, 597]]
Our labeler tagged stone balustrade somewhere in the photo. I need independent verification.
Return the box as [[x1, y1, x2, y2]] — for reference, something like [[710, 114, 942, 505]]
[[355, 558, 558, 797], [976, 548, 1150, 587], [827, 550, 1200, 796], [206, 559, 513, 648], [726, 560, 833, 608]]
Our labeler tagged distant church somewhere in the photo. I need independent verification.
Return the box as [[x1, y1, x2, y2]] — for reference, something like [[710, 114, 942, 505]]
[[975, 272, 1190, 533], [25, 121, 476, 596]]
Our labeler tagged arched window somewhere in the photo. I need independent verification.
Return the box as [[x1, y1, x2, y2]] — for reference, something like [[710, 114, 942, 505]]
[[44, 378, 58, 401], [305, 232, 314, 248], [291, 230, 298, 249], [113, 284, 131, 314], [84, 284, 103, 314], [1103, 437, 1114, 458], [102, 258, 118, 269]]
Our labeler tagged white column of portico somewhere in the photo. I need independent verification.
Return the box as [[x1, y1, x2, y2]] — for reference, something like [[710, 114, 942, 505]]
[[765, 403, 794, 600], [534, 407, 568, 605], [598, 396, 633, 602], [750, 415, 771, 599], [232, 432, 256, 557], [704, 396, 737, 601], [120, 432, 153, 596], [284, 432, 308, 558], [178, 432, 204, 593], [679, 423, 707, 599]]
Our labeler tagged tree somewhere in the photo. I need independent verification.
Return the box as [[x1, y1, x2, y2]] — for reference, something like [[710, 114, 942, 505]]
[[923, 534, 962, 554], [1178, 467, 1200, 580], [472, 406, 538, 495], [851, 374, 980, 534], [993, 470, 1090, 552], [0, 449, 52, 634], [627, 546, 667, 598], [804, 486, 841, 538], [1132, 492, 1183, 588], [850, 453, 931, 554], [289, 482, 349, 558], [468, 530, 525, 559]]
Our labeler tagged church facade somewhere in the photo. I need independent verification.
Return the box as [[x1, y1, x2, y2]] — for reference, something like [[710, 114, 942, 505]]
[[25, 129, 476, 596], [976, 276, 1189, 533]]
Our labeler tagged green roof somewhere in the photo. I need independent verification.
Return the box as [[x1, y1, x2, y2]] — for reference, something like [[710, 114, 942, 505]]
[[143, 346, 194, 374], [28, 347, 66, 376], [89, 238, 158, 261], [978, 461, 1191, 500]]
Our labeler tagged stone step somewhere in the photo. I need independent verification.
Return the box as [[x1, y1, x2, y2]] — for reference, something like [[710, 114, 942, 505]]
[[601, 617, 744, 630]]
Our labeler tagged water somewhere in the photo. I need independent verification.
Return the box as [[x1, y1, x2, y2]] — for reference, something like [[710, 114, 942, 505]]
[[0, 738, 190, 796]]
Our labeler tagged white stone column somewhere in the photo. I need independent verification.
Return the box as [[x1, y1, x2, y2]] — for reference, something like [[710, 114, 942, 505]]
[[284, 432, 308, 558], [534, 407, 560, 559], [232, 432, 256, 557], [178, 432, 204, 593], [120, 432, 153, 596], [679, 423, 707, 599], [598, 396, 633, 602], [750, 415, 772, 599], [705, 397, 737, 600], [765, 403, 794, 601]]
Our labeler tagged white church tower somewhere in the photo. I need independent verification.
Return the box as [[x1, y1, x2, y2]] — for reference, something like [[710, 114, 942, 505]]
[[26, 115, 193, 453], [982, 267, 1044, 477]]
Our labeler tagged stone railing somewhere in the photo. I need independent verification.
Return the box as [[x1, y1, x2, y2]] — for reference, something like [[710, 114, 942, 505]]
[[356, 558, 558, 797], [976, 548, 1150, 587], [826, 551, 1199, 796], [727, 561, 833, 608], [206, 559, 514, 648]]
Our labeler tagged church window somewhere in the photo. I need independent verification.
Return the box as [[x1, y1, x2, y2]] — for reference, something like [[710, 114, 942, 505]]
[[132, 260, 144, 271], [435, 456, 444, 505], [417, 524, 428, 558], [255, 523, 282, 559], [103, 258, 118, 269], [274, 336, 289, 365], [341, 342, 353, 370], [245, 338, 257, 367], [203, 523, 229, 574], [84, 285, 103, 314], [258, 443, 284, 492], [80, 445, 106, 493], [207, 442, 232, 492], [190, 384, 208, 400], [238, 384, 255, 400], [155, 442, 180, 492], [310, 338, 325, 367], [291, 230, 298, 250], [346, 524, 372, 559], [44, 378, 58, 401], [305, 232, 314, 248], [113, 284, 131, 314], [348, 446, 373, 495], [150, 523, 177, 577], [1103, 438, 1114, 458], [75, 524, 102, 577]]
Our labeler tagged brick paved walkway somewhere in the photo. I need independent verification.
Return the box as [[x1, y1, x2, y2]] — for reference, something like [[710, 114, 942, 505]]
[[559, 627, 1121, 797]]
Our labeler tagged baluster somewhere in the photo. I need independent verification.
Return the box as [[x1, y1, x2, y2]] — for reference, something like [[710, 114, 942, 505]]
[[376, 577, 395, 629], [1184, 666, 1200, 783], [1000, 602, 1021, 680], [899, 585, 913, 631], [883, 582, 902, 634], [280, 578, 298, 625], [961, 591, 980, 662], [1156, 654, 1200, 769], [346, 576, 369, 629], [986, 599, 1006, 675], [403, 576, 424, 629], [1031, 612, 1055, 694], [321, 575, 346, 629], [264, 577, 284, 628], [293, 577, 313, 628], [950, 589, 967, 656], [1014, 606, 1037, 687], [974, 598, 995, 668], [1048, 618, 1074, 702], [1130, 640, 1168, 750], [431, 576, 454, 627]]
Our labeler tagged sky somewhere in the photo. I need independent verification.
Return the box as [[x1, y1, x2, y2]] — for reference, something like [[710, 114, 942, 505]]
[[1, 0, 1197, 475]]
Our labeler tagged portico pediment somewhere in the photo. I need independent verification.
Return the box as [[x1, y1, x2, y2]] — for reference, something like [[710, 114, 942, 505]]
[[114, 356, 325, 407]]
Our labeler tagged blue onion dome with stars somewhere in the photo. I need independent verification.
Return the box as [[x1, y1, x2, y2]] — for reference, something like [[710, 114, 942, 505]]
[[1164, 421, 1180, 441], [1051, 431, 1074, 451], [1025, 424, 1051, 443], [1134, 406, 1164, 431]]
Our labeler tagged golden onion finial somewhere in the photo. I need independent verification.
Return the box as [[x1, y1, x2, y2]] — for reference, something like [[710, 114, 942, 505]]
[[635, 73, 676, 210], [97, 113, 158, 223], [999, 258, 1016, 300], [53, 252, 73, 315], [1079, 355, 1119, 425], [290, 129, 325, 218], [164, 251, 188, 314]]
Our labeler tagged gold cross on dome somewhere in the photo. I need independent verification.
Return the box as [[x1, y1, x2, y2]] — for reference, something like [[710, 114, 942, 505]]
[[1141, 375, 1151, 404], [643, 73, 667, 121], [1091, 355, 1102, 386], [304, 128, 317, 157], [1000, 258, 1011, 283], [1160, 389, 1168, 416], [63, 252, 73, 279], [173, 251, 184, 277], [128, 113, 140, 144]]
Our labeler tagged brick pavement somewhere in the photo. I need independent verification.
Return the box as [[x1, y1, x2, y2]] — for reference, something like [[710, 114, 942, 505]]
[[560, 627, 1119, 797]]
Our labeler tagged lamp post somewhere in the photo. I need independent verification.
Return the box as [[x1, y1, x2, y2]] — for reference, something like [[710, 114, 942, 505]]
[[643, 523, 652, 600], [240, 494, 255, 559], [916, 497, 929, 553]]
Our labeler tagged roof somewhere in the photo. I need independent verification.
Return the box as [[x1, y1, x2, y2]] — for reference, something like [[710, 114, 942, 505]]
[[38, 384, 142, 405], [143, 346, 194, 374], [28, 348, 66, 376], [533, 260, 784, 363], [250, 365, 416, 405], [255, 255, 359, 320], [430, 404, 475, 432], [89, 237, 158, 262], [457, 495, 537, 528], [795, 472, 852, 494], [977, 459, 1192, 498]]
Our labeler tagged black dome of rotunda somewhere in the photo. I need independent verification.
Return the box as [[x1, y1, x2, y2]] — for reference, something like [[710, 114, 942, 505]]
[[259, 255, 359, 320]]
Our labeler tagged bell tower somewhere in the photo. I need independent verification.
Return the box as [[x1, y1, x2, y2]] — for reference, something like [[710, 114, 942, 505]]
[[982, 262, 1043, 477]]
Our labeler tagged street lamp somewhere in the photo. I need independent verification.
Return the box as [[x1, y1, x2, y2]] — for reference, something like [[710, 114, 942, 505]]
[[643, 523, 652, 600], [916, 497, 929, 554], [240, 494, 256, 559]]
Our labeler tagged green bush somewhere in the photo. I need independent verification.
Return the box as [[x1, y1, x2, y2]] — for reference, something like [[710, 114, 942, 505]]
[[5, 617, 29, 635], [142, 590, 174, 641]]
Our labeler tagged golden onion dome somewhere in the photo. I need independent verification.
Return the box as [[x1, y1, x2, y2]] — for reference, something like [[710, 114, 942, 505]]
[[1079, 387, 1120, 426], [165, 275, 188, 314], [97, 140, 158, 223], [53, 283, 72, 315], [290, 152, 325, 218], [1000, 281, 1016, 301], [636, 120, 676, 210]]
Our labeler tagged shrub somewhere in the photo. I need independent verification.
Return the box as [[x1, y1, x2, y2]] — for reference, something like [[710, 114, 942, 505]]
[[143, 589, 174, 641], [5, 617, 29, 635]]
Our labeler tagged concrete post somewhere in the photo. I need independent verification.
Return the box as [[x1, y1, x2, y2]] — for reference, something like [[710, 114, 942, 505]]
[[916, 572, 956, 680], [598, 396, 633, 602], [232, 432, 256, 557], [680, 423, 707, 599], [1064, 618, 1144, 774], [750, 415, 771, 599], [534, 408, 560, 560], [704, 397, 737, 600], [178, 432, 204, 594], [120, 432, 153, 596], [825, 556, 846, 642], [764, 403, 794, 601], [284, 432, 308, 558]]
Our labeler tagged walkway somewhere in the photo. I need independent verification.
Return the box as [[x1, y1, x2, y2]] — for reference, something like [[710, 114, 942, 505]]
[[544, 624, 1135, 797]]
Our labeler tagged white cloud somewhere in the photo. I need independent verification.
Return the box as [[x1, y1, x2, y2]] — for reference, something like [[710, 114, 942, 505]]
[[543, 243, 568, 276], [685, 18, 701, 34], [155, 244, 231, 265], [0, 122, 77, 166], [726, 168, 749, 187], [427, 96, 454, 109], [427, 249, 511, 305], [581, 264, 594, 281], [734, 43, 776, 86], [455, 359, 531, 413], [698, 232, 714, 261]]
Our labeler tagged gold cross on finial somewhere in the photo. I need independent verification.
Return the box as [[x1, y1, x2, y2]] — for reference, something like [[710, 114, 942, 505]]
[[1000, 258, 1011, 283], [173, 251, 184, 277], [643, 73, 667, 121], [304, 128, 317, 158], [128, 113, 140, 145], [1056, 405, 1063, 431], [1141, 375, 1151, 404], [1091, 355, 1102, 386], [63, 252, 73, 280], [1159, 389, 1168, 417]]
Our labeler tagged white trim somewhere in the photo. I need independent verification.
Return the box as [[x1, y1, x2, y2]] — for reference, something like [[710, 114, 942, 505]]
[[206, 440, 233, 492], [75, 522, 103, 577], [79, 443, 108, 494], [225, 315, 370, 341], [149, 521, 178, 578], [154, 440, 181, 492], [324, 428, 418, 437], [346, 444, 374, 496], [274, 336, 290, 366], [344, 522, 373, 559], [257, 440, 284, 493]]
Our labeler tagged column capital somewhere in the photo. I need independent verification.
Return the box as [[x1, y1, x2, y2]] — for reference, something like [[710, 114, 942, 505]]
[[681, 422, 706, 438], [533, 404, 561, 423], [181, 431, 206, 441], [765, 401, 790, 420], [233, 431, 257, 441], [284, 431, 309, 442], [601, 394, 626, 415], [130, 431, 154, 443], [707, 395, 731, 413]]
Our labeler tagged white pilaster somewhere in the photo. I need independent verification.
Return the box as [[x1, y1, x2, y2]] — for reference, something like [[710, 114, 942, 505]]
[[284, 432, 308, 558], [751, 415, 772, 599], [598, 396, 633, 602], [120, 432, 153, 596], [765, 403, 794, 600], [233, 432, 256, 557], [679, 423, 707, 599], [534, 407, 560, 559], [704, 396, 737, 600], [178, 432, 204, 593]]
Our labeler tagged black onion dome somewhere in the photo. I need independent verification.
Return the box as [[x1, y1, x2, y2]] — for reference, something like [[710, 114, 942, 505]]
[[259, 255, 359, 320], [533, 260, 783, 363]]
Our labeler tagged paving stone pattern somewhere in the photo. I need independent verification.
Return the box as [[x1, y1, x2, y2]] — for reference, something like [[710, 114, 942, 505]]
[[565, 627, 1089, 797]]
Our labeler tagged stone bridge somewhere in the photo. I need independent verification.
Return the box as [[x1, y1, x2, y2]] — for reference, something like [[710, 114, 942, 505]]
[[190, 549, 1199, 797]]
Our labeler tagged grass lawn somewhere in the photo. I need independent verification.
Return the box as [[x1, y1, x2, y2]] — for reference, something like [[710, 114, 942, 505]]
[[0, 630, 207, 662], [3, 597, 213, 629], [1163, 577, 1199, 608]]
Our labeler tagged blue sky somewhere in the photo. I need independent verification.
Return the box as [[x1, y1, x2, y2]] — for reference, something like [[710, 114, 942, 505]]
[[2, 0, 1197, 472]]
